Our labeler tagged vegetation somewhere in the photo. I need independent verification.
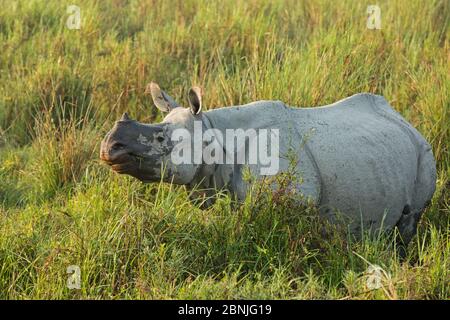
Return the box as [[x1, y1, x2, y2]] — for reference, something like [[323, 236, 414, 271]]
[[0, 0, 448, 299]]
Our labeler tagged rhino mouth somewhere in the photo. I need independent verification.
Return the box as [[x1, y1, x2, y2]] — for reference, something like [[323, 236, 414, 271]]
[[101, 150, 135, 168], [111, 161, 136, 174], [106, 153, 141, 170], [103, 153, 159, 183]]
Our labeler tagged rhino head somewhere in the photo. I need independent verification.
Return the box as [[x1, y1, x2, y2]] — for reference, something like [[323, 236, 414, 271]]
[[100, 82, 204, 184]]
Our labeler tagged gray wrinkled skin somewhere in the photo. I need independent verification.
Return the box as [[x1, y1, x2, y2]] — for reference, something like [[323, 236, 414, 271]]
[[100, 84, 436, 244]]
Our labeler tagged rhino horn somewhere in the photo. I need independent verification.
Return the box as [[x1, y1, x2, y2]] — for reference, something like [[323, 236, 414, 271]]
[[120, 112, 130, 121]]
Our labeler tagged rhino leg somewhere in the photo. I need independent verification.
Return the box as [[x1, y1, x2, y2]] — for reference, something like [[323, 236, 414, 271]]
[[396, 204, 423, 244], [395, 203, 430, 258]]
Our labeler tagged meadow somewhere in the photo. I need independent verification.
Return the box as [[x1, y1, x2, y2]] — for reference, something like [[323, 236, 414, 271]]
[[0, 0, 448, 299]]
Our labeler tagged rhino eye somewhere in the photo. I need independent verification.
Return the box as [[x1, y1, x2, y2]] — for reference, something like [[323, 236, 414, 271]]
[[111, 142, 126, 150], [156, 136, 165, 143]]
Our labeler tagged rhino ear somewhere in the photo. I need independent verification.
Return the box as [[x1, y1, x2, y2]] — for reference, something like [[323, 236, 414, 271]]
[[188, 86, 202, 115], [146, 82, 179, 113]]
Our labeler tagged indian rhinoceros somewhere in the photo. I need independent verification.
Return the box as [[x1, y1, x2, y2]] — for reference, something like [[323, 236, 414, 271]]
[[100, 82, 436, 244]]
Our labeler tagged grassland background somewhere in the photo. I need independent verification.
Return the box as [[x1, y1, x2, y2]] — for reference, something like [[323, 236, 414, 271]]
[[0, 0, 448, 299]]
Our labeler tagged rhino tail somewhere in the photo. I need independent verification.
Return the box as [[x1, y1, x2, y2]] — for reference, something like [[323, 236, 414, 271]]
[[396, 143, 436, 247], [412, 143, 437, 210], [395, 205, 424, 248]]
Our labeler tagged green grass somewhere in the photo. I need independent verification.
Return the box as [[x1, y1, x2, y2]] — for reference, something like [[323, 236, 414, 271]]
[[0, 0, 449, 299]]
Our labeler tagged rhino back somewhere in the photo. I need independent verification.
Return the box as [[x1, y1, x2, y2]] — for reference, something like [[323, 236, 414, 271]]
[[287, 94, 424, 231]]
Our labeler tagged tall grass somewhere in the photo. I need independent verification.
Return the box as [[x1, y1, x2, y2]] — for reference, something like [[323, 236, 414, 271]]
[[0, 0, 448, 299]]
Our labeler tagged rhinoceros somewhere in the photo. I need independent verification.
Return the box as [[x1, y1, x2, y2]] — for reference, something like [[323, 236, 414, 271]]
[[100, 82, 436, 244]]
